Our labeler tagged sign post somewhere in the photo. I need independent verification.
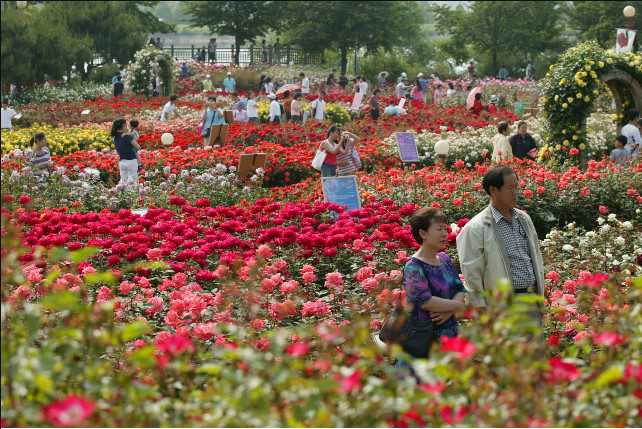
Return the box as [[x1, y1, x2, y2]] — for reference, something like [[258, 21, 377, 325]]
[[515, 102, 530, 117], [237, 153, 267, 186], [321, 176, 361, 216], [395, 132, 420, 162]]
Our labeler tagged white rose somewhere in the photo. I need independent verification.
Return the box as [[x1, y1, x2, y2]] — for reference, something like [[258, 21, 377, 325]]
[[615, 237, 626, 245], [562, 244, 574, 252]]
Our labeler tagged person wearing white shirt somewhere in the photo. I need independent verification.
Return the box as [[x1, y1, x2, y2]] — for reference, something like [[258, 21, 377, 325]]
[[621, 109, 641, 158], [160, 95, 181, 122], [268, 93, 281, 124], [1, 99, 17, 130], [264, 78, 274, 94], [358, 78, 368, 95], [384, 100, 399, 116], [246, 92, 260, 124], [396, 80, 407, 99], [311, 91, 326, 122], [300, 72, 310, 94]]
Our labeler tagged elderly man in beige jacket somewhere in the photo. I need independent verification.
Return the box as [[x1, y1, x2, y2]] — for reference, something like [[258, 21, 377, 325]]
[[456, 166, 545, 311]]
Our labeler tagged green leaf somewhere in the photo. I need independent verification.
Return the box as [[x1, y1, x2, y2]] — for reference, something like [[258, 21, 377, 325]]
[[34, 374, 54, 394], [42, 291, 81, 312], [197, 363, 222, 375], [129, 346, 157, 369], [83, 271, 116, 285], [119, 320, 149, 342], [69, 246, 100, 264], [593, 366, 622, 388]]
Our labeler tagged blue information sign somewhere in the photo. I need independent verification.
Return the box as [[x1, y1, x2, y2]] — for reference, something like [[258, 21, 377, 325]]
[[321, 176, 361, 214], [396, 132, 420, 162]]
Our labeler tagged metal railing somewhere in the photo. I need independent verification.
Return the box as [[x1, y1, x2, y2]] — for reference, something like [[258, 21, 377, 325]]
[[92, 46, 325, 66]]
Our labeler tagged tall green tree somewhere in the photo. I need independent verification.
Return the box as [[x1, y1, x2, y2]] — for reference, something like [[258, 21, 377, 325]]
[[1, 1, 174, 85], [283, 1, 424, 75], [182, 1, 288, 65], [566, 1, 642, 48], [431, 1, 567, 77]]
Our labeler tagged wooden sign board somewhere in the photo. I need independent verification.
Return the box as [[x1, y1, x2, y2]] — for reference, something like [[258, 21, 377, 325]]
[[398, 98, 406, 109], [395, 132, 420, 162], [321, 175, 361, 216], [237, 152, 268, 186], [523, 107, 540, 117], [223, 110, 234, 124], [207, 124, 229, 146]]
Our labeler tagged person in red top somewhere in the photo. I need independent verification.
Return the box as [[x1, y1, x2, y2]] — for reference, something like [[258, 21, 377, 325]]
[[472, 93, 484, 115], [488, 95, 498, 114], [467, 61, 475, 78]]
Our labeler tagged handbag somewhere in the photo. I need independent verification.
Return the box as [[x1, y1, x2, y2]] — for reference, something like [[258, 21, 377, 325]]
[[200, 110, 216, 138], [378, 263, 436, 358], [311, 143, 327, 171], [197, 122, 204, 134]]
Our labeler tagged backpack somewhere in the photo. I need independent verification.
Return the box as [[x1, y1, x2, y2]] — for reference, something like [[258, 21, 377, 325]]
[[485, 104, 490, 112]]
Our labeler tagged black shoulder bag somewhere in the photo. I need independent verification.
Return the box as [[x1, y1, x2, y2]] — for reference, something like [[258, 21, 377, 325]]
[[378, 262, 436, 358]]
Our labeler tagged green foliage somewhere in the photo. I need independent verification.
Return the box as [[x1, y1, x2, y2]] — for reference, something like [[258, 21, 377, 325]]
[[1, 2, 174, 85], [88, 63, 121, 84], [283, 1, 424, 75], [567, 0, 642, 47], [539, 41, 642, 161], [182, 1, 288, 65], [431, 1, 568, 77]]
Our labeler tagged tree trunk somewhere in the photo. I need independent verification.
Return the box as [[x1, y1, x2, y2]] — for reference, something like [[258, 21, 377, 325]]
[[491, 52, 498, 78], [235, 44, 241, 66], [340, 46, 348, 76]]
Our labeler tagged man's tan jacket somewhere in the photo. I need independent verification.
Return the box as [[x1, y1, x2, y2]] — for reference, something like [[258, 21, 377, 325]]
[[456, 205, 545, 307]]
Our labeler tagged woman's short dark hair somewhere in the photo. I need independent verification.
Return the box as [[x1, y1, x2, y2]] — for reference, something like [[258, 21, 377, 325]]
[[208, 95, 216, 101], [110, 119, 126, 137], [448, 83, 454, 89], [170, 95, 178, 101], [498, 122, 509, 134], [326, 125, 339, 138], [283, 90, 291, 98], [410, 207, 447, 245], [374, 88, 381, 94], [29, 132, 46, 147], [294, 93, 302, 100], [266, 77, 272, 82], [482, 166, 519, 195], [475, 93, 482, 100], [517, 121, 527, 129]]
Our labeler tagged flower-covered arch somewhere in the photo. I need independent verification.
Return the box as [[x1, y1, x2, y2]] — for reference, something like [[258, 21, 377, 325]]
[[539, 41, 642, 161], [124, 46, 174, 98]]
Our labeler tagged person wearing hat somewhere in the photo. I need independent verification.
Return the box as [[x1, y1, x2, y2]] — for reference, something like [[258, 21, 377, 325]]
[[397, 72, 408, 83], [203, 74, 212, 91], [233, 102, 249, 124], [268, 93, 281, 124], [223, 72, 236, 93], [488, 95, 499, 114], [471, 92, 485, 116], [417, 73, 427, 95]]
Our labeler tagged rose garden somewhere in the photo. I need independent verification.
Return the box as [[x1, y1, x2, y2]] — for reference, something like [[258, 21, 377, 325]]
[[1, 31, 642, 428]]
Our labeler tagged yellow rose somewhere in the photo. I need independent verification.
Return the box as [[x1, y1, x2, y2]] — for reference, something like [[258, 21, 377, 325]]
[[545, 137, 550, 142], [562, 103, 568, 108], [562, 129, 566, 134], [555, 144, 562, 151], [579, 143, 586, 150], [584, 97, 590, 102], [572, 135, 579, 141], [585, 65, 591, 71], [581, 71, 587, 77], [598, 61, 604, 67], [554, 95, 559, 101], [563, 140, 570, 146], [548, 147, 554, 153], [611, 114, 619, 120], [567, 97, 574, 103], [576, 93, 582, 98]]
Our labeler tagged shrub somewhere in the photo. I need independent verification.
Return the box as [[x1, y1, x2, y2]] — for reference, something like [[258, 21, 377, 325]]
[[88, 63, 120, 84]]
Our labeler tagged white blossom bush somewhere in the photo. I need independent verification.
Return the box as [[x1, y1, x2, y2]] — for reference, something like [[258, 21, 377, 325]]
[[124, 46, 174, 97]]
